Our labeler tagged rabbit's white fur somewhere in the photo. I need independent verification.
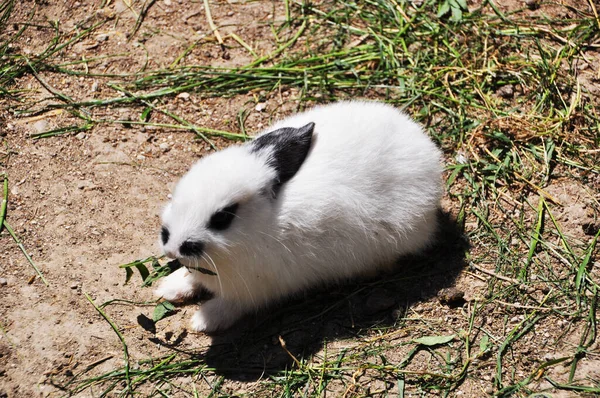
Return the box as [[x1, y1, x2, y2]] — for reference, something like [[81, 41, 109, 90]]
[[156, 101, 443, 332]]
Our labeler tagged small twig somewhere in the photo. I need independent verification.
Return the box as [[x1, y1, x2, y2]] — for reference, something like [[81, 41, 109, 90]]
[[587, 0, 600, 30], [495, 300, 567, 312], [471, 264, 521, 285], [203, 0, 223, 45], [3, 221, 49, 286], [278, 335, 301, 367], [0, 174, 7, 234], [25, 57, 75, 104], [84, 293, 131, 393], [13, 109, 64, 125], [83, 355, 114, 371], [229, 32, 258, 58], [130, 0, 158, 40]]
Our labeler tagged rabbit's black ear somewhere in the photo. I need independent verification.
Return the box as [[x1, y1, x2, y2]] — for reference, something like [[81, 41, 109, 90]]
[[251, 122, 315, 190]]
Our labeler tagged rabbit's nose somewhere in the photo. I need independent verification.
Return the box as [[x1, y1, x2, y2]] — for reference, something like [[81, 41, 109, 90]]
[[164, 248, 178, 259]]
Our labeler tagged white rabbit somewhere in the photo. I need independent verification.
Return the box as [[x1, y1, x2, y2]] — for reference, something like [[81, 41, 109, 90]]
[[155, 101, 443, 332]]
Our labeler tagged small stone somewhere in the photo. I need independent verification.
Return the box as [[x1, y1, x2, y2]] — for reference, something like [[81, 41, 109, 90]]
[[255, 102, 267, 112], [136, 154, 146, 161], [455, 151, 468, 165], [437, 287, 465, 307], [227, 11, 234, 16], [159, 142, 170, 152], [164, 0, 172, 5], [582, 222, 599, 236], [70, 283, 79, 289], [496, 84, 514, 99], [176, 92, 190, 100], [96, 33, 109, 42], [0, 278, 7, 286], [32, 120, 48, 134], [91, 81, 99, 92], [524, 0, 539, 10], [75, 132, 87, 140]]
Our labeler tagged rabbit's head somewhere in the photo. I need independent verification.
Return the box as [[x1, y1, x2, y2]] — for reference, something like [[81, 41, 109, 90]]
[[159, 123, 315, 261]]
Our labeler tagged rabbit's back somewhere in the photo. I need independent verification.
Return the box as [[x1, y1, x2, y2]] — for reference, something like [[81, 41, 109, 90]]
[[274, 102, 441, 233], [259, 101, 443, 281]]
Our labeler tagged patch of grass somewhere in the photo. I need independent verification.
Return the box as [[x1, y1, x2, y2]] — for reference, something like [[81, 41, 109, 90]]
[[3, 0, 600, 396]]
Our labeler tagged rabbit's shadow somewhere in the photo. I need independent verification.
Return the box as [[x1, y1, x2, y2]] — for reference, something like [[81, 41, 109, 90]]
[[199, 210, 468, 380]]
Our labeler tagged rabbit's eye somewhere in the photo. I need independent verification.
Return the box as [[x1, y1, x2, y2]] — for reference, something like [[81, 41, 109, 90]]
[[161, 226, 170, 244], [208, 203, 239, 231]]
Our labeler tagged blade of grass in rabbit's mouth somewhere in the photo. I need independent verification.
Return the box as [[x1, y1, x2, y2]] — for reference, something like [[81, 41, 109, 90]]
[[172, 259, 217, 276]]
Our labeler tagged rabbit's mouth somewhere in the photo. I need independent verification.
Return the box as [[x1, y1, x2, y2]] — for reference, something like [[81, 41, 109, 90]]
[[174, 256, 218, 277]]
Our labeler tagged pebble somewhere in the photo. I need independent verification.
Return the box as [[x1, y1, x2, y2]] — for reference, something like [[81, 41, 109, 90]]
[[582, 222, 599, 236], [96, 8, 115, 19], [0, 278, 7, 286], [496, 84, 515, 99], [96, 33, 109, 42], [159, 142, 170, 152], [176, 92, 190, 100], [255, 102, 267, 112], [70, 283, 79, 289], [32, 120, 48, 134], [75, 132, 87, 140], [164, 0, 172, 5], [437, 287, 465, 306], [91, 81, 99, 92], [136, 154, 146, 161], [525, 0, 539, 10], [455, 151, 468, 165]]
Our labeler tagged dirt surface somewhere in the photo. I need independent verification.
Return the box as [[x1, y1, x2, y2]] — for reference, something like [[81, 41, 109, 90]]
[[1, 0, 599, 397]]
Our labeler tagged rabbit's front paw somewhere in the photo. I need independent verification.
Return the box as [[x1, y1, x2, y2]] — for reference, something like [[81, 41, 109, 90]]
[[154, 267, 199, 303], [190, 298, 241, 332]]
